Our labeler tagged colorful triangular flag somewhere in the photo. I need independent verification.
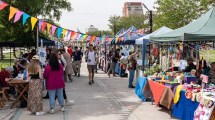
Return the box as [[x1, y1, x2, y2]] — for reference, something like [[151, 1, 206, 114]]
[[14, 11, 23, 23], [9, 6, 18, 21], [0, 1, 8, 10], [31, 17, 38, 30], [22, 13, 30, 25]]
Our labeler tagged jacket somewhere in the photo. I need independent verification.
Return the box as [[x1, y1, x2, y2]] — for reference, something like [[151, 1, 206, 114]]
[[43, 64, 65, 90]]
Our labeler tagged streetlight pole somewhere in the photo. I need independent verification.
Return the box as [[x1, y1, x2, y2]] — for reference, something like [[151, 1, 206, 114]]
[[142, 3, 153, 70]]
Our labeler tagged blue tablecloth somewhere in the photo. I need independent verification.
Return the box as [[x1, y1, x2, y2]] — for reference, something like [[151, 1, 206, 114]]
[[172, 90, 199, 120], [135, 76, 147, 101]]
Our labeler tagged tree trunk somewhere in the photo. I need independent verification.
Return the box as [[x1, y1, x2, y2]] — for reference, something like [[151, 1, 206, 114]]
[[0, 47, 3, 60]]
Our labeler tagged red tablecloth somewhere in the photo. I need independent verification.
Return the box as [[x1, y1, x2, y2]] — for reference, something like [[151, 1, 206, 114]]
[[148, 80, 166, 106]]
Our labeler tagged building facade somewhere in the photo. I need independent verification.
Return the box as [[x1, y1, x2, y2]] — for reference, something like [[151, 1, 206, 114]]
[[86, 25, 98, 33], [123, 2, 144, 17]]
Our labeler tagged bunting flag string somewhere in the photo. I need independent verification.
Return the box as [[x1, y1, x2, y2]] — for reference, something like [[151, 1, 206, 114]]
[[0, 0, 146, 45]]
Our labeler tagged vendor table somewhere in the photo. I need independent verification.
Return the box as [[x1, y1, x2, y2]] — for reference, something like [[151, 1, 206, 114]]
[[7, 80, 29, 108], [172, 90, 199, 120]]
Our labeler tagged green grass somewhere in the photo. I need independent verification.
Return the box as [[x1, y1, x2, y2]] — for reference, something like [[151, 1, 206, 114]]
[[0, 52, 20, 69], [200, 50, 215, 63], [0, 59, 12, 69]]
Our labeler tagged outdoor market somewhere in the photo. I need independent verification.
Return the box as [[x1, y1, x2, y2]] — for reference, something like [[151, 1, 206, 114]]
[[0, 0, 215, 120]]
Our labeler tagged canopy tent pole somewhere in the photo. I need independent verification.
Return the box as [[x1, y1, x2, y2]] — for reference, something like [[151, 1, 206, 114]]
[[36, 22, 39, 49], [10, 47, 11, 66]]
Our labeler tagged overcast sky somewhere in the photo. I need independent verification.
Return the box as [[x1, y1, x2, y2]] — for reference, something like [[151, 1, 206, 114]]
[[59, 0, 156, 33]]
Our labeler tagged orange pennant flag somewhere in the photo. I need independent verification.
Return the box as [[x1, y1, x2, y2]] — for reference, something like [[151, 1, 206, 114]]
[[46, 23, 52, 32], [9, 6, 18, 21], [31, 17, 38, 30]]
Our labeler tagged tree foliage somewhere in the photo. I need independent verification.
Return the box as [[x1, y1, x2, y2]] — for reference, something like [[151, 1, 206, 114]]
[[108, 15, 147, 35], [86, 30, 113, 37], [0, 0, 72, 44], [154, 0, 215, 30]]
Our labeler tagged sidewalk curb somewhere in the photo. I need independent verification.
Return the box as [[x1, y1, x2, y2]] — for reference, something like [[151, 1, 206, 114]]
[[10, 108, 22, 120]]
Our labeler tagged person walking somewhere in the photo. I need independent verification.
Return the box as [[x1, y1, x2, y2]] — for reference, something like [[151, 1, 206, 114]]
[[62, 49, 74, 82], [86, 44, 98, 85], [108, 49, 120, 77], [72, 46, 82, 77], [127, 51, 137, 88], [27, 55, 45, 116], [43, 53, 65, 114]]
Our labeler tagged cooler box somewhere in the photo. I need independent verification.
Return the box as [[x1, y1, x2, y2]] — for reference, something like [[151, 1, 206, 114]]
[[184, 76, 196, 84]]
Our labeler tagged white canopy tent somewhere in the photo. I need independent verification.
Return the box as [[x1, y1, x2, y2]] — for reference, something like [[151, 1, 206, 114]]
[[135, 26, 173, 44]]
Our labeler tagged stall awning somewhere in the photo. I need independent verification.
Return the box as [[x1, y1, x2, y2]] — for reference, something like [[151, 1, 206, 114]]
[[135, 26, 173, 44], [151, 8, 215, 42]]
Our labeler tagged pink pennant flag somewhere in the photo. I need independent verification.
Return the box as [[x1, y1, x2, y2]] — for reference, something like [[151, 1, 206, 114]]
[[51, 25, 57, 36], [14, 11, 23, 23]]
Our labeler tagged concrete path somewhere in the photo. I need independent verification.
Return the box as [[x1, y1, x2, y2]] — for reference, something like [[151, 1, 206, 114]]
[[0, 62, 177, 120]]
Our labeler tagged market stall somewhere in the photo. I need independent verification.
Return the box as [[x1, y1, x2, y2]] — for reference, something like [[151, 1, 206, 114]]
[[134, 7, 215, 120]]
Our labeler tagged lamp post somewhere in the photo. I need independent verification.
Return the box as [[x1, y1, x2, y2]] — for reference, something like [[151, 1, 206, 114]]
[[141, 3, 153, 70], [142, 3, 153, 33]]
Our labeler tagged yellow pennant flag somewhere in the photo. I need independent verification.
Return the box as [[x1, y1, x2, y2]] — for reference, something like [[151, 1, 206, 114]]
[[82, 35, 88, 42], [9, 6, 18, 21], [31, 17, 38, 30], [46, 23, 52, 32], [115, 37, 119, 43], [62, 29, 67, 37]]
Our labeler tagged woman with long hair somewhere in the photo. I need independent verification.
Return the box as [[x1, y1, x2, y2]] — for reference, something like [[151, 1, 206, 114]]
[[44, 53, 65, 114], [27, 55, 44, 116]]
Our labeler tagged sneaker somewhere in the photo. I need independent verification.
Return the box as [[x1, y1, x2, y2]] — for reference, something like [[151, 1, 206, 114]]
[[92, 80, 94, 83], [43, 95, 49, 99], [128, 85, 135, 88], [61, 107, 65, 112], [75, 73, 77, 76], [36, 112, 45, 116], [70, 78, 73, 82], [78, 74, 80, 77], [89, 81, 92, 85], [66, 101, 74, 106], [49, 109, 55, 114]]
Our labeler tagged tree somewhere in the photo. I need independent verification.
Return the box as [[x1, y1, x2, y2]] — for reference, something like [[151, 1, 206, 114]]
[[0, 0, 72, 42], [153, 0, 215, 30], [0, 0, 72, 59], [108, 15, 147, 35], [108, 15, 122, 35], [86, 30, 113, 37]]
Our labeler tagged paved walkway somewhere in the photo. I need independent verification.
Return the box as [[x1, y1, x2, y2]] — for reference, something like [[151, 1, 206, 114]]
[[0, 62, 177, 120]]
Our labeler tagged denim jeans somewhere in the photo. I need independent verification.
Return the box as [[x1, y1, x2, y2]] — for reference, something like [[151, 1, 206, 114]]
[[48, 88, 64, 109], [129, 70, 135, 87]]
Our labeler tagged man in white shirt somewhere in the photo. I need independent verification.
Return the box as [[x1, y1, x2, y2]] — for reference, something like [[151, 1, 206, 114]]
[[86, 44, 98, 85]]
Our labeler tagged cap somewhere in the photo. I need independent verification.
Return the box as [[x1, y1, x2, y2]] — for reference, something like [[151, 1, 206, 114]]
[[32, 55, 39, 60]]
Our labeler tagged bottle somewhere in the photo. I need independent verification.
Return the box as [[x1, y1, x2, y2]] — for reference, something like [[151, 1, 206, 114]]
[[23, 70, 27, 80]]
